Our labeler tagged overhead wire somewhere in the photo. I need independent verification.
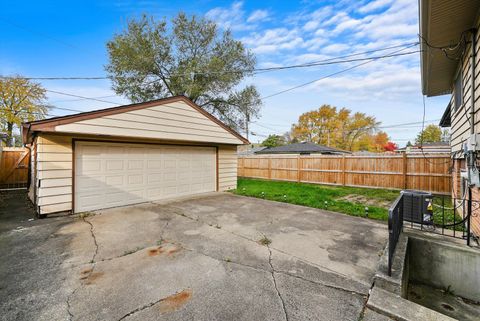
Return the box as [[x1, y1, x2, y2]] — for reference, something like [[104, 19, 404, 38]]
[[0, 47, 420, 81], [260, 43, 420, 100]]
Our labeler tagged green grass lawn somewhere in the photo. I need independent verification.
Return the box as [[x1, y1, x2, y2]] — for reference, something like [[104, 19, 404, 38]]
[[231, 178, 400, 221]]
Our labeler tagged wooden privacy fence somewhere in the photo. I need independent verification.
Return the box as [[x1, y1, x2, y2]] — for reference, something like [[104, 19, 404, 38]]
[[238, 154, 452, 194], [0, 147, 30, 189]]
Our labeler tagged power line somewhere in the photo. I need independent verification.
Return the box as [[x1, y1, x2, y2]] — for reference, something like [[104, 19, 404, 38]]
[[254, 118, 441, 130], [46, 89, 119, 105], [49, 94, 121, 104], [259, 44, 419, 101], [0, 46, 420, 81]]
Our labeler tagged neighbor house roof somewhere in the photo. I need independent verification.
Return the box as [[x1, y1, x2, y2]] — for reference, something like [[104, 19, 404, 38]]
[[255, 142, 350, 155], [22, 95, 249, 145], [419, 0, 480, 96], [237, 146, 267, 156], [439, 102, 451, 127], [397, 141, 450, 154]]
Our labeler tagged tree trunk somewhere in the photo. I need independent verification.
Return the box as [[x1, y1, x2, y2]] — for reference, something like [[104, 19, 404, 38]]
[[6, 122, 14, 147]]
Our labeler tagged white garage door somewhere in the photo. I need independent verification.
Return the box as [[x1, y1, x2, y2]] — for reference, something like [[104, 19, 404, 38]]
[[74, 141, 216, 212]]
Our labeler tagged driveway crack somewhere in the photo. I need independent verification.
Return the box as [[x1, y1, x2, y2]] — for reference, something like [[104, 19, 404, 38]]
[[117, 289, 189, 320], [274, 269, 366, 297], [266, 242, 289, 321], [66, 217, 99, 321]]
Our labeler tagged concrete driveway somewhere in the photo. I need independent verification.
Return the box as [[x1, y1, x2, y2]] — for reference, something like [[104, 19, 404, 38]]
[[0, 192, 388, 321]]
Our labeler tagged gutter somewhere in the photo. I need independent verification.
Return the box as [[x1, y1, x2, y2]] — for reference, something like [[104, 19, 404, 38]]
[[22, 123, 32, 146], [470, 29, 477, 136]]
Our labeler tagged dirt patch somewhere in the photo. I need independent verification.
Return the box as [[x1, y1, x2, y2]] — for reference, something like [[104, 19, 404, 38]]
[[83, 271, 104, 285], [79, 267, 93, 278], [148, 246, 165, 256], [167, 246, 181, 255], [146, 244, 181, 257], [158, 289, 192, 313], [337, 194, 391, 209]]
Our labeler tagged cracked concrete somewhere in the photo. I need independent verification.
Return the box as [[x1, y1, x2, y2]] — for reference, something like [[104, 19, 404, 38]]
[[66, 217, 100, 321], [1, 192, 387, 321], [267, 243, 290, 321]]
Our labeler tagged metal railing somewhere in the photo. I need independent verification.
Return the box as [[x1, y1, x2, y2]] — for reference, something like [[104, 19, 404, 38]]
[[408, 193, 477, 246], [388, 194, 404, 276], [388, 190, 478, 276]]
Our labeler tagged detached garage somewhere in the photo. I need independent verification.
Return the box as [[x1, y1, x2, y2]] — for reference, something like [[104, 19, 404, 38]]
[[22, 95, 248, 216]]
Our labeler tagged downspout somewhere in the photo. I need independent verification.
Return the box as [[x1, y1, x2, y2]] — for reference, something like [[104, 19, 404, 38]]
[[467, 29, 477, 184], [470, 29, 476, 136], [467, 29, 477, 246]]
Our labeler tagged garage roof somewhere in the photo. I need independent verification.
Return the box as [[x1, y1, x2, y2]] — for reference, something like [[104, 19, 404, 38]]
[[420, 0, 480, 96], [22, 95, 249, 145]]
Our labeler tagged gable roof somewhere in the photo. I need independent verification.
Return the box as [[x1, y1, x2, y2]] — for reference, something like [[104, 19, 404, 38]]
[[22, 95, 249, 144], [255, 142, 350, 155]]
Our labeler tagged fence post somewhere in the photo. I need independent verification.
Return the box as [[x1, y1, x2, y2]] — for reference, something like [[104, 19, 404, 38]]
[[402, 152, 407, 189], [268, 157, 272, 179], [297, 155, 301, 182], [342, 155, 346, 186]]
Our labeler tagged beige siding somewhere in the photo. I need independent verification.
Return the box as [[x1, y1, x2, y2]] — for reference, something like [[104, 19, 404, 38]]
[[36, 134, 73, 215], [55, 101, 243, 145], [218, 145, 238, 191], [35, 134, 239, 215], [27, 138, 36, 203], [450, 15, 480, 153]]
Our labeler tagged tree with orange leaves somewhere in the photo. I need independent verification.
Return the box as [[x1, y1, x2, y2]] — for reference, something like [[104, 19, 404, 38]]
[[291, 105, 380, 151]]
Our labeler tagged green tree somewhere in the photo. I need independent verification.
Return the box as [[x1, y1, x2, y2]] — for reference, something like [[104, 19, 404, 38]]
[[105, 13, 261, 130], [415, 124, 442, 144], [261, 134, 286, 148], [0, 76, 48, 146]]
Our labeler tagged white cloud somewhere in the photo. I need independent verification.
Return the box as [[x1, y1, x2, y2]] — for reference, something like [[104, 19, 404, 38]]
[[353, 0, 418, 40], [247, 9, 270, 23], [205, 1, 252, 31], [303, 20, 319, 31], [358, 0, 395, 13], [242, 28, 304, 54], [305, 62, 420, 101], [321, 43, 350, 54]]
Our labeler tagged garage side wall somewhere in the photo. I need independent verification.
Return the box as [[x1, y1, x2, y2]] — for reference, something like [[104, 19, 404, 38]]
[[218, 145, 237, 191], [36, 134, 73, 214]]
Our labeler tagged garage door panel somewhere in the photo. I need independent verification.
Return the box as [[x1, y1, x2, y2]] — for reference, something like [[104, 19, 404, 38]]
[[164, 160, 176, 169], [78, 159, 102, 173], [147, 173, 162, 184], [76, 176, 104, 190], [75, 142, 216, 212], [105, 175, 124, 186], [127, 174, 144, 185], [106, 146, 126, 156], [106, 160, 124, 171], [128, 160, 144, 170]]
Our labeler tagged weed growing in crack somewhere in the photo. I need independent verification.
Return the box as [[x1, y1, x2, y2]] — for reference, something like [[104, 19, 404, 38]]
[[259, 236, 272, 246], [78, 211, 95, 219], [122, 246, 144, 256], [442, 285, 455, 296], [156, 239, 163, 246]]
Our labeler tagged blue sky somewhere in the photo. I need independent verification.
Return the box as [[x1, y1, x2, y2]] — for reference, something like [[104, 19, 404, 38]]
[[1, 0, 450, 145]]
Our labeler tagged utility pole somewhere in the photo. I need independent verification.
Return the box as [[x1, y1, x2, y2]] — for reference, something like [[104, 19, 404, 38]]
[[244, 112, 250, 140]]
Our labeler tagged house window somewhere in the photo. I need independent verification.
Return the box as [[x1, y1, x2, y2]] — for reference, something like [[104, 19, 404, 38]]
[[454, 70, 463, 111]]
